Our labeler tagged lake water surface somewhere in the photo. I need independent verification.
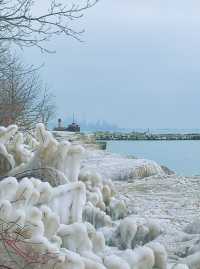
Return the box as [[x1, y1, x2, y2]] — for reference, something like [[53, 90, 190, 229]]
[[106, 140, 200, 176]]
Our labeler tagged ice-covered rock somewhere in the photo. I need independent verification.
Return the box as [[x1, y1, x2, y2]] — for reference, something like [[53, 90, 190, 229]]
[[119, 216, 138, 249], [100, 216, 163, 251], [82, 149, 164, 181], [146, 242, 167, 269], [109, 197, 128, 220], [119, 246, 155, 269], [58, 222, 92, 253], [103, 255, 130, 269]]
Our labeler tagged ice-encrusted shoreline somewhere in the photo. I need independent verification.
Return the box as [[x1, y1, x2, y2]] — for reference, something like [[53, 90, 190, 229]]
[[81, 149, 164, 181], [82, 148, 200, 264], [0, 124, 199, 269], [115, 175, 200, 261], [53, 130, 165, 181]]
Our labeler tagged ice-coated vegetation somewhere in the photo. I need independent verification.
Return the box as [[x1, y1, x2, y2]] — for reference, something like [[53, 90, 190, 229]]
[[0, 123, 198, 268]]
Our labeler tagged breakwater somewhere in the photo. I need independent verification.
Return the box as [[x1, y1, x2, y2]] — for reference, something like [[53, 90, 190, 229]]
[[95, 131, 200, 141]]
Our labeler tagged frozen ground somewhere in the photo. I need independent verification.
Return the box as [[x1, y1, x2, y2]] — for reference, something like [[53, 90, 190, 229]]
[[114, 174, 200, 262], [81, 148, 200, 263], [1, 125, 199, 268], [81, 149, 164, 181]]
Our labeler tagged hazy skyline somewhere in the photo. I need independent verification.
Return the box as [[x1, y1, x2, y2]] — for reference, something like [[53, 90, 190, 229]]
[[23, 0, 200, 129]]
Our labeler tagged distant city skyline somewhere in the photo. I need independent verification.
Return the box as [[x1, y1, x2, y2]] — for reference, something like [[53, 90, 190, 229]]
[[51, 116, 200, 133], [23, 0, 200, 129]]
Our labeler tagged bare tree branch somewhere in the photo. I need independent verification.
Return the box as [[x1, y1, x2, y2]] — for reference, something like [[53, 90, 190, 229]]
[[0, 53, 56, 129], [0, 0, 99, 51]]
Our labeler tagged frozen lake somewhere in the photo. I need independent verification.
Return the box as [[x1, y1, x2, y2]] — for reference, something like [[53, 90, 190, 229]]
[[106, 140, 200, 176]]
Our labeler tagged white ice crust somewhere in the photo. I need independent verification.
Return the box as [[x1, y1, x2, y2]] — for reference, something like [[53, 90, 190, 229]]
[[0, 123, 196, 269]]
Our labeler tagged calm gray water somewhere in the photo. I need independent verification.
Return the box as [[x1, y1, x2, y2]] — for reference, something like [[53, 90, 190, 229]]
[[106, 140, 200, 176]]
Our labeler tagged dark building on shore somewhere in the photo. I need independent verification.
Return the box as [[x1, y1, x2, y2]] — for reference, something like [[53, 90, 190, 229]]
[[54, 117, 80, 132]]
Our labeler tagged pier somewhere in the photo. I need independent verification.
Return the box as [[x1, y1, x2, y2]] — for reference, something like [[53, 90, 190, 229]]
[[94, 131, 200, 141]]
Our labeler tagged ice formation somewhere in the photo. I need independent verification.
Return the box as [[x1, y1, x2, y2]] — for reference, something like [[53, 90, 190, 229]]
[[81, 149, 164, 181], [0, 125, 18, 175], [0, 123, 196, 269]]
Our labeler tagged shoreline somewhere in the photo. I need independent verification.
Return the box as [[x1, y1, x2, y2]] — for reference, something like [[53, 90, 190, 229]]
[[114, 174, 200, 263], [0, 124, 200, 268]]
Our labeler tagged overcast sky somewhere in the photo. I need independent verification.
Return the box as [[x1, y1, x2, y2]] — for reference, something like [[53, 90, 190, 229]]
[[23, 0, 200, 129]]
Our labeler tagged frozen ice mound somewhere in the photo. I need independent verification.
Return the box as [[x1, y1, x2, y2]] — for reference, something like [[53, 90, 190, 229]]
[[81, 150, 164, 181]]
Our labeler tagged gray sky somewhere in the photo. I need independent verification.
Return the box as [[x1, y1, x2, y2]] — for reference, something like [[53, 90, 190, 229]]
[[23, 0, 200, 129]]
